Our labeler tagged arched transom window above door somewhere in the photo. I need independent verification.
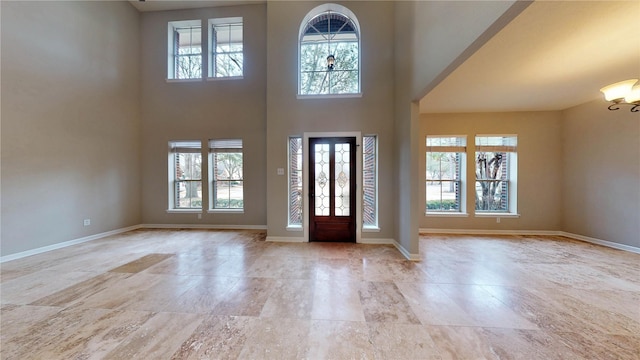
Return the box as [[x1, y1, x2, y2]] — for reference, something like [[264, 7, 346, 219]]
[[299, 4, 361, 96]]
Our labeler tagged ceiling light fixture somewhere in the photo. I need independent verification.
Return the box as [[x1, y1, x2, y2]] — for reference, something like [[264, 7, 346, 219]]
[[600, 79, 639, 112]]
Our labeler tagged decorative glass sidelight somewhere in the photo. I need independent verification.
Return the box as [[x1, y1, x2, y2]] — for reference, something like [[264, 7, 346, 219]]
[[314, 143, 330, 216], [334, 143, 351, 216]]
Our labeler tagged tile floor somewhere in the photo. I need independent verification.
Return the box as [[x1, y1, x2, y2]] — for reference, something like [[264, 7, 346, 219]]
[[1, 229, 638, 359]]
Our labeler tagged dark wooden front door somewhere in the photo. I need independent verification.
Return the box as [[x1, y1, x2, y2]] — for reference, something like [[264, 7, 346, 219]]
[[309, 137, 356, 242]]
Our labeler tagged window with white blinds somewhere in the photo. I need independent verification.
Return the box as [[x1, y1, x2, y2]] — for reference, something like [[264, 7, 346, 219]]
[[168, 20, 202, 80], [426, 136, 466, 213], [209, 17, 243, 78], [169, 141, 202, 210], [475, 135, 517, 213]]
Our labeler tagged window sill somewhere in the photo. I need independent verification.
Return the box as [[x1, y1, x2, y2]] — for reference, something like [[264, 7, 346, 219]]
[[286, 225, 303, 232], [207, 76, 244, 81], [363, 226, 380, 232], [207, 209, 244, 214], [166, 209, 202, 214], [475, 213, 520, 218], [166, 78, 202, 83], [297, 93, 362, 100], [425, 212, 469, 218]]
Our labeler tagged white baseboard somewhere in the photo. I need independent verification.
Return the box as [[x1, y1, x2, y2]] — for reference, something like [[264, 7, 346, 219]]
[[266, 236, 305, 242], [140, 224, 267, 230], [419, 228, 640, 254], [560, 232, 640, 254], [392, 240, 421, 261], [359, 237, 395, 245], [0, 225, 143, 263], [419, 228, 560, 236]]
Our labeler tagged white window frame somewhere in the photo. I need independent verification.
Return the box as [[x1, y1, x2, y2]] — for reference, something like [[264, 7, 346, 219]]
[[425, 136, 467, 216], [208, 139, 244, 213], [167, 141, 203, 213], [474, 135, 519, 217], [167, 20, 203, 81], [297, 4, 361, 98], [362, 135, 379, 230], [208, 17, 244, 80]]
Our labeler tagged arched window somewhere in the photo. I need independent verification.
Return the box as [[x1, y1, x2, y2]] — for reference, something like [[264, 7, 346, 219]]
[[299, 4, 360, 96]]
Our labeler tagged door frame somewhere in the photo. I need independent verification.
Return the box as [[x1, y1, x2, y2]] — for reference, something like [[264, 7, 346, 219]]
[[303, 132, 362, 244]]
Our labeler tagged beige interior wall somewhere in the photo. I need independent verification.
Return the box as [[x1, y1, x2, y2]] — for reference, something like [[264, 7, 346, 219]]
[[139, 4, 267, 226], [393, 1, 522, 255], [265, 1, 396, 240], [420, 111, 564, 231], [1, 1, 141, 256], [562, 100, 640, 247]]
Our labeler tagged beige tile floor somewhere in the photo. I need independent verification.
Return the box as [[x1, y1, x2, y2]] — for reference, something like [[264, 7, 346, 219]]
[[1, 230, 638, 359]]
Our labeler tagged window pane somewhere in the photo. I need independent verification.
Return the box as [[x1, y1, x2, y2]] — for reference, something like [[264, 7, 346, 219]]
[[174, 25, 202, 79], [215, 181, 231, 208], [475, 151, 509, 212], [426, 181, 460, 211], [176, 181, 202, 209], [211, 20, 243, 78], [314, 143, 330, 216], [300, 43, 330, 72], [215, 53, 243, 77], [300, 71, 329, 95], [475, 180, 508, 212], [176, 153, 202, 180], [426, 152, 460, 181], [334, 143, 350, 216]]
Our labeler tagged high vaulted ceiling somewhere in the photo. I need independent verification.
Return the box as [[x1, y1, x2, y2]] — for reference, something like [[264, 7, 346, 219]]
[[128, 1, 639, 113], [420, 1, 640, 113]]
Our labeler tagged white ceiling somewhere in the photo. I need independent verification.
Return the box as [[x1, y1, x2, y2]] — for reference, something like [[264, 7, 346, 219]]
[[129, 0, 264, 12], [420, 1, 640, 113]]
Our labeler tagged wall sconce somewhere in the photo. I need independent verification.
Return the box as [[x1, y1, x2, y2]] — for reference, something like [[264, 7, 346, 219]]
[[327, 55, 335, 71], [600, 79, 640, 112]]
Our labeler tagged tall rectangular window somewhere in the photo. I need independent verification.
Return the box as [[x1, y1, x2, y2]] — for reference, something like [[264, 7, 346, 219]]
[[209, 139, 243, 210], [363, 135, 378, 228], [288, 137, 303, 226], [168, 20, 202, 80], [209, 17, 243, 78], [426, 136, 466, 213], [475, 135, 517, 213], [169, 141, 202, 210]]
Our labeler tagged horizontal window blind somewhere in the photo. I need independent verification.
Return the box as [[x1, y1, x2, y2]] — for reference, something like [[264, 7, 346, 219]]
[[475, 136, 517, 152], [169, 141, 201, 153], [426, 136, 466, 152], [209, 139, 242, 152]]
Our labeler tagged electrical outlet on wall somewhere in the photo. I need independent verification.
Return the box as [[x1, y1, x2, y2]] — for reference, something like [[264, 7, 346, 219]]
[[83, 219, 91, 226], [496, 217, 501, 223]]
